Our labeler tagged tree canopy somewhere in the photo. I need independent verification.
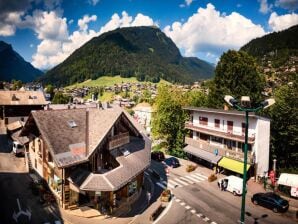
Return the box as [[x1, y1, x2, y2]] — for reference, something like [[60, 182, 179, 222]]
[[208, 50, 265, 108]]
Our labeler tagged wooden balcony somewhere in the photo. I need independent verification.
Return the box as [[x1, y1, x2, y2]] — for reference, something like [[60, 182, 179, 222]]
[[185, 122, 255, 144], [108, 132, 130, 150], [185, 137, 254, 164]]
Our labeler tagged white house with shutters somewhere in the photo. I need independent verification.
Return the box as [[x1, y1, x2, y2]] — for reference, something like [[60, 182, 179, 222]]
[[183, 107, 271, 178]]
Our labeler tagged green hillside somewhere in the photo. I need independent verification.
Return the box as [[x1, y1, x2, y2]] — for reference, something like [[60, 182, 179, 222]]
[[39, 26, 214, 86]]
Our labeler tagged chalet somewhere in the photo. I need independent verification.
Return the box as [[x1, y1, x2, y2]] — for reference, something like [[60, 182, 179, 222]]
[[183, 107, 271, 179], [133, 102, 156, 134], [0, 90, 47, 124], [20, 107, 151, 213]]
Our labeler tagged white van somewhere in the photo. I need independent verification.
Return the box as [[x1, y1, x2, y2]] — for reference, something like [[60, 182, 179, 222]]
[[218, 175, 244, 196], [12, 141, 25, 156]]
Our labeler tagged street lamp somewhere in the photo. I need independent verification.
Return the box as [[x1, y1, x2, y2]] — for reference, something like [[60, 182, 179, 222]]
[[224, 95, 275, 224]]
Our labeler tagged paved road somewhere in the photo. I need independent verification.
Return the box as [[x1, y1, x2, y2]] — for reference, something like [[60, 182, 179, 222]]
[[0, 150, 63, 224], [152, 162, 296, 224]]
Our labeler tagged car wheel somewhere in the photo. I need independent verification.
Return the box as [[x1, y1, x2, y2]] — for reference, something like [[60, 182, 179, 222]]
[[253, 200, 258, 205], [273, 207, 278, 213], [233, 191, 237, 196]]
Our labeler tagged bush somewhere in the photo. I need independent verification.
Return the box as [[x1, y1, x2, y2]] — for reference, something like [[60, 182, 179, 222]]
[[186, 164, 197, 172]]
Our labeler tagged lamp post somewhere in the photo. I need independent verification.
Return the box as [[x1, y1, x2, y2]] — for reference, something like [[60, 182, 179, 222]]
[[224, 95, 275, 224]]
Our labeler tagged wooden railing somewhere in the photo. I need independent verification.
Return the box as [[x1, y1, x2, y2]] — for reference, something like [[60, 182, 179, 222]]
[[108, 132, 130, 150], [185, 137, 254, 163]]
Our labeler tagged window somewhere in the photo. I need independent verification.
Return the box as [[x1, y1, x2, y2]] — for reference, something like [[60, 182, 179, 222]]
[[227, 121, 233, 133], [199, 116, 208, 125], [242, 123, 246, 135], [214, 119, 220, 128]]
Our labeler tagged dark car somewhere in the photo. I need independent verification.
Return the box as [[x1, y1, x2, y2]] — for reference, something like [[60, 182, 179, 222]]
[[251, 192, 289, 213], [151, 151, 165, 162], [164, 157, 180, 168]]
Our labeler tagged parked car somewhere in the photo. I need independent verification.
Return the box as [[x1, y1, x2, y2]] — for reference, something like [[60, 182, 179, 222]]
[[217, 175, 244, 196], [164, 157, 180, 168], [251, 192, 289, 213], [151, 151, 165, 162], [12, 141, 25, 156]]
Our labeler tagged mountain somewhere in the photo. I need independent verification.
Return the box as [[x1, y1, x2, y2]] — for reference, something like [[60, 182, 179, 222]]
[[240, 25, 298, 68], [0, 41, 43, 82], [40, 26, 214, 86]]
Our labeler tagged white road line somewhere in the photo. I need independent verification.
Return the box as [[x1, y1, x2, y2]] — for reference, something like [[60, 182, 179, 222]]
[[174, 178, 189, 186], [162, 180, 175, 189], [180, 177, 194, 184], [185, 175, 202, 182], [180, 202, 186, 206], [168, 179, 181, 187], [156, 182, 166, 189], [175, 198, 181, 202], [211, 222, 217, 224], [144, 171, 149, 175], [185, 205, 191, 210], [190, 174, 205, 181], [190, 209, 196, 214], [197, 213, 203, 217], [193, 173, 208, 179], [203, 217, 210, 222], [148, 168, 153, 172]]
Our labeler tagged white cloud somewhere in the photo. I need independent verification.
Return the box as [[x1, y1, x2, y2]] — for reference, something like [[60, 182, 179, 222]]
[[68, 19, 74, 25], [268, 12, 298, 31], [0, 12, 22, 36], [185, 0, 193, 6], [78, 14, 97, 31], [30, 44, 34, 48], [23, 10, 69, 41], [179, 4, 186, 8], [275, 0, 298, 11], [164, 3, 266, 58], [32, 11, 156, 69], [258, 0, 273, 14]]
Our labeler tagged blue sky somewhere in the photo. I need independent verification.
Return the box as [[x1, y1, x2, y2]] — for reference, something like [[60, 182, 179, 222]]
[[0, 0, 297, 70]]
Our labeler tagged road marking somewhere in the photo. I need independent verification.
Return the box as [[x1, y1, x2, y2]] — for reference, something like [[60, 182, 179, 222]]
[[180, 202, 186, 206], [193, 173, 208, 179], [13, 198, 31, 223], [185, 175, 202, 182], [185, 205, 191, 210], [211, 222, 217, 224], [190, 209, 196, 214], [55, 221, 62, 224], [180, 176, 194, 184], [175, 198, 181, 202], [174, 178, 189, 186], [156, 182, 167, 189], [197, 213, 203, 217], [144, 171, 149, 176], [168, 179, 181, 187], [162, 180, 175, 189], [190, 174, 205, 181]]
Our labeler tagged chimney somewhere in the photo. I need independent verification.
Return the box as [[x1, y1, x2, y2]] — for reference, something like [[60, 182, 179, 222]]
[[224, 104, 229, 111], [85, 109, 89, 156]]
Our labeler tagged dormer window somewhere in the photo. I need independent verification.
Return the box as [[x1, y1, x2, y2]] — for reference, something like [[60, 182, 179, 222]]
[[67, 120, 77, 128]]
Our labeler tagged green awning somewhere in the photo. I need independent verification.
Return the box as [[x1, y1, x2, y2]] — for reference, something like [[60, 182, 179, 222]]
[[218, 157, 250, 175]]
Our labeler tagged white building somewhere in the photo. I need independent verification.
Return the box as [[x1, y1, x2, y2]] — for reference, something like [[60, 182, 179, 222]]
[[133, 103, 155, 134], [183, 107, 271, 178]]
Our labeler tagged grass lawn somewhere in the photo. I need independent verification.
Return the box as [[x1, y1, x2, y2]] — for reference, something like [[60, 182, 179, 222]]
[[66, 75, 171, 89]]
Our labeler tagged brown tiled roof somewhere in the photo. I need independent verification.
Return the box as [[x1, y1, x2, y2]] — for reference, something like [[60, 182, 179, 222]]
[[11, 130, 29, 145], [0, 90, 47, 105], [7, 120, 24, 131]]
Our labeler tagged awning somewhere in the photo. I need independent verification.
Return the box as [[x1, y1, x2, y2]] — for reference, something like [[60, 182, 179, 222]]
[[278, 173, 298, 187], [218, 157, 250, 175], [184, 145, 222, 164]]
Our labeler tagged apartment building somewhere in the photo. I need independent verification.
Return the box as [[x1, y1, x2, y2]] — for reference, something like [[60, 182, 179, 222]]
[[183, 107, 271, 178]]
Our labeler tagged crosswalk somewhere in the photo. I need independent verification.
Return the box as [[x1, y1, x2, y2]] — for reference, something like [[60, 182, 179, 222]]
[[155, 172, 208, 190]]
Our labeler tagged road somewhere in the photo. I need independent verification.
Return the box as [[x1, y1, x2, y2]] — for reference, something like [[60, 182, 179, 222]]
[[0, 140, 63, 224], [150, 160, 295, 224]]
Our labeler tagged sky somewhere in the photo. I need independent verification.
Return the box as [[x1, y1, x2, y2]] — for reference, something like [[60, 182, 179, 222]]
[[0, 0, 297, 70]]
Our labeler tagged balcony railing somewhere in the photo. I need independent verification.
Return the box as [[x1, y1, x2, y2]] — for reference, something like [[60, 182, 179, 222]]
[[185, 122, 255, 144], [185, 137, 254, 163], [108, 132, 130, 150]]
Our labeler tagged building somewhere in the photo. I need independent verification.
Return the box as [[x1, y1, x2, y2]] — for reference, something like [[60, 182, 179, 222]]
[[183, 107, 271, 179], [0, 90, 47, 124], [133, 102, 156, 134], [20, 107, 151, 213]]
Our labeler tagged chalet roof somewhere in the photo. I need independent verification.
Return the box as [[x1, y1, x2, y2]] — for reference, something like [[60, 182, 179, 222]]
[[11, 130, 29, 145], [7, 120, 24, 131], [0, 90, 47, 105]]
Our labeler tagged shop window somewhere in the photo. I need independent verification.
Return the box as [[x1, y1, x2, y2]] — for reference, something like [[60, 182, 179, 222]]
[[211, 136, 222, 144]]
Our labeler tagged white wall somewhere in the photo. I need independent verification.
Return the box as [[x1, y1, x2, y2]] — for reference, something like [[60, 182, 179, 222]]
[[29, 137, 43, 177], [192, 111, 257, 138], [255, 118, 270, 177], [133, 108, 154, 133]]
